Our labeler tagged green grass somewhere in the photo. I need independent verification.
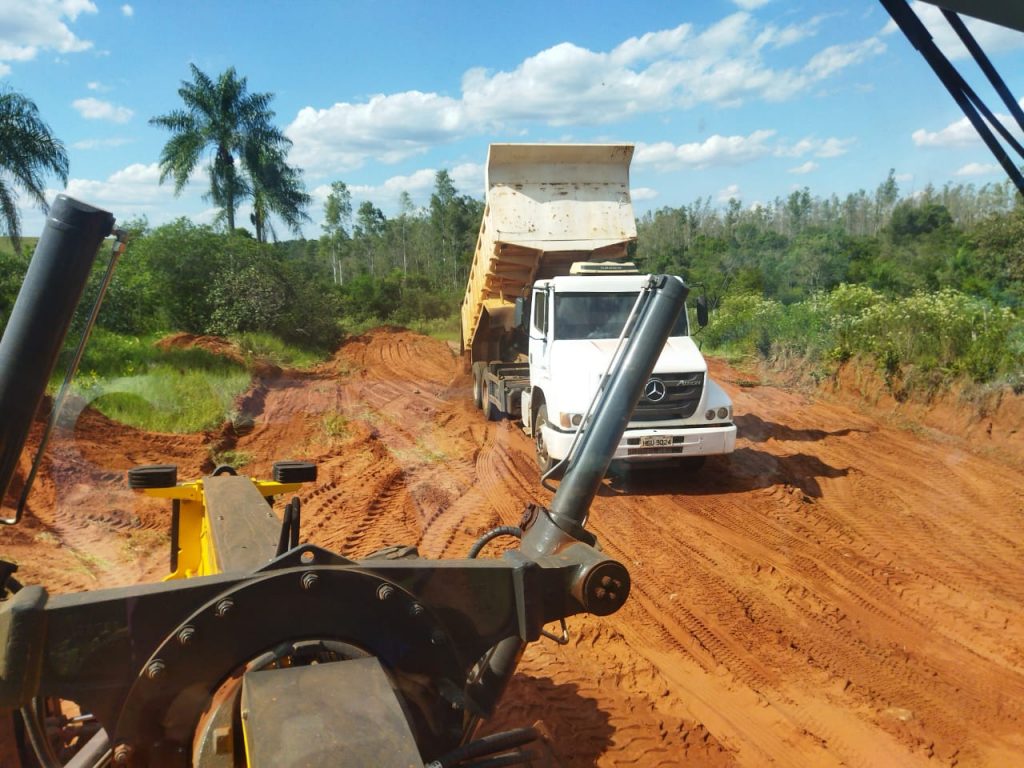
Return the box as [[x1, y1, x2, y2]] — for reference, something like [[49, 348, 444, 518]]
[[208, 448, 253, 469], [321, 412, 350, 441], [86, 367, 251, 432], [0, 236, 38, 256], [231, 331, 330, 368], [406, 314, 461, 342], [65, 328, 252, 433]]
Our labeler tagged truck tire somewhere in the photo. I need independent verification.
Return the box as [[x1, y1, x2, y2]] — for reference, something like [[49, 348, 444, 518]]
[[535, 404, 555, 474], [485, 396, 503, 421], [472, 362, 485, 409]]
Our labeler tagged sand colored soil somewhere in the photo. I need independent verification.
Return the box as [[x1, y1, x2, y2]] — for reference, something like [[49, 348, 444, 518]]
[[2, 327, 1023, 766]]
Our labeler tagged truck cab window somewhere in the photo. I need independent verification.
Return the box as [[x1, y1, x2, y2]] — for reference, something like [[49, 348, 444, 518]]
[[553, 293, 690, 341], [532, 289, 548, 335]]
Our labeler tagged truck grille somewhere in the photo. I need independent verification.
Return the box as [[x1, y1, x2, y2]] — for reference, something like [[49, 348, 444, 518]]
[[632, 373, 704, 421]]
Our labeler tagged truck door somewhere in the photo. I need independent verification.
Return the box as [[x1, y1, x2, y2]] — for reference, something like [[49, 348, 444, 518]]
[[529, 286, 551, 385]]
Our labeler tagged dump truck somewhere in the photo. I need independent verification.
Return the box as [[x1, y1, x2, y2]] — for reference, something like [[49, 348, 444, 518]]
[[460, 143, 736, 475]]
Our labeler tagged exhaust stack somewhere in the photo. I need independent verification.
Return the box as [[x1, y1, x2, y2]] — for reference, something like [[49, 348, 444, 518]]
[[0, 195, 114, 524]]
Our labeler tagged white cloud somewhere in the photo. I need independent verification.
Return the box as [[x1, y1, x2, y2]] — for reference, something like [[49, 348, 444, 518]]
[[775, 135, 855, 158], [804, 37, 886, 80], [311, 162, 485, 221], [788, 161, 819, 174], [0, 0, 97, 73], [881, 1, 1024, 61], [955, 162, 1000, 177], [72, 97, 134, 123], [121, 4, 133, 16], [50, 162, 204, 225], [86, 80, 107, 91], [287, 15, 884, 175], [635, 130, 776, 170], [912, 97, 1024, 147], [287, 91, 469, 171], [816, 137, 856, 157], [895, 172, 913, 183], [349, 168, 439, 201], [733, 0, 770, 9], [72, 137, 133, 150], [631, 187, 658, 201], [911, 117, 977, 147], [716, 183, 741, 202], [64, 162, 161, 204], [753, 15, 825, 51], [450, 162, 485, 196]]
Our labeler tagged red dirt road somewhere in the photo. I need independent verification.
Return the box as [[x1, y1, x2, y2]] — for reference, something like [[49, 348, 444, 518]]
[[3, 328, 1023, 766]]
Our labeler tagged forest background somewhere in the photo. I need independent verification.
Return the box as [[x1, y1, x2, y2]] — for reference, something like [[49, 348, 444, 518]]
[[2, 165, 1022, 433]]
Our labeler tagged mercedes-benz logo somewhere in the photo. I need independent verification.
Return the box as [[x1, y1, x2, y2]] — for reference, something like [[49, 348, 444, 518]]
[[644, 378, 667, 402]]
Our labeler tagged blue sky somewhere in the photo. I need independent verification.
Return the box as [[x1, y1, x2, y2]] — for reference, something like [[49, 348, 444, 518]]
[[3, 0, 1023, 238]]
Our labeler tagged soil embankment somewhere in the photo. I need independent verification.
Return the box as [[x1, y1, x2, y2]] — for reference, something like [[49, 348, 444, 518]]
[[3, 327, 1022, 766]]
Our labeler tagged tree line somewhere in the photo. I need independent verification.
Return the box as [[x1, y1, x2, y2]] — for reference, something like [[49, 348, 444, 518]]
[[637, 175, 1023, 309], [0, 70, 1020, 374]]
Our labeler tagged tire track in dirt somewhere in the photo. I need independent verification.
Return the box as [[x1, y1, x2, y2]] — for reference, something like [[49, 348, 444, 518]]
[[9, 329, 1024, 767]]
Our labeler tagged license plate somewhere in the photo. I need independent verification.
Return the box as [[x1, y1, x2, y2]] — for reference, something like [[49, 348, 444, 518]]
[[640, 435, 672, 448]]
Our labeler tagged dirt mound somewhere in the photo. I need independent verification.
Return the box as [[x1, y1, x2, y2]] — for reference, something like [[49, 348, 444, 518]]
[[827, 360, 1024, 469], [4, 328, 1023, 766], [156, 331, 283, 377]]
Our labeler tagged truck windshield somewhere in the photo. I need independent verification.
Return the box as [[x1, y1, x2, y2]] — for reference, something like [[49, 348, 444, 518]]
[[553, 292, 689, 341]]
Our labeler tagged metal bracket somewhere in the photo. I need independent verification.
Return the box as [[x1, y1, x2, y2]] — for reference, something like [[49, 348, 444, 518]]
[[540, 618, 569, 646]]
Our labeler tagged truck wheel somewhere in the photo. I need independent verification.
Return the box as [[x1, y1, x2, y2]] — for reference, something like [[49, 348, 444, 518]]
[[472, 362, 485, 409], [535, 404, 555, 473], [485, 396, 503, 421]]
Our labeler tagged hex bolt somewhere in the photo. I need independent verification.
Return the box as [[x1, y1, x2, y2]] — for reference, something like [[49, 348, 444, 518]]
[[112, 743, 133, 765], [215, 599, 234, 618], [377, 584, 395, 601], [146, 660, 166, 681], [301, 572, 319, 590], [600, 575, 623, 591], [595, 587, 607, 600], [177, 626, 196, 646], [409, 602, 425, 617], [608, 592, 618, 602]]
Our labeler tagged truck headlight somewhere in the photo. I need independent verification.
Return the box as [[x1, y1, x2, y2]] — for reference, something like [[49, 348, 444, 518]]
[[717, 407, 730, 420], [705, 409, 715, 420], [559, 412, 583, 428]]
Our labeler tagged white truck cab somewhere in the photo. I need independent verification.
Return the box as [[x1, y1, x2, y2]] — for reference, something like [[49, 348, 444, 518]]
[[520, 272, 736, 472]]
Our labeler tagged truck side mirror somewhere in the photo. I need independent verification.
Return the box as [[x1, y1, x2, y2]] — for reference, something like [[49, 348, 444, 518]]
[[514, 297, 528, 331], [696, 296, 709, 328]]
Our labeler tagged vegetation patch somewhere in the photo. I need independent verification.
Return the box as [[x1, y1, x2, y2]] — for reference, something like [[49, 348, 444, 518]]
[[208, 448, 253, 469], [232, 331, 329, 368], [68, 329, 251, 433], [702, 285, 1022, 399]]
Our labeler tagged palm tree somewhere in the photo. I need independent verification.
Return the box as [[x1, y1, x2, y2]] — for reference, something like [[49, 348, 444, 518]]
[[0, 88, 69, 254], [150, 64, 307, 235], [246, 144, 311, 243]]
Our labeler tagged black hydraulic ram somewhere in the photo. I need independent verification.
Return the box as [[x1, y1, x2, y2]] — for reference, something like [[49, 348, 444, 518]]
[[469, 274, 688, 714], [0, 196, 115, 525]]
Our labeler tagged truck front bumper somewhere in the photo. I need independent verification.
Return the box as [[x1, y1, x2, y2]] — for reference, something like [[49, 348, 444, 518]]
[[542, 424, 737, 462]]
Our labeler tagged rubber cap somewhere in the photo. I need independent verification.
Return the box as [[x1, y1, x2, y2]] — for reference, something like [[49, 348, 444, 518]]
[[127, 464, 178, 489], [272, 461, 317, 484]]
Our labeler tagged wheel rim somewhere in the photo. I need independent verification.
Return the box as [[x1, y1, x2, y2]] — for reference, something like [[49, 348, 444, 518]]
[[535, 409, 551, 469]]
